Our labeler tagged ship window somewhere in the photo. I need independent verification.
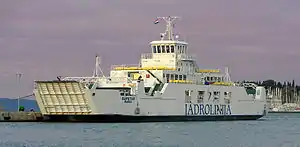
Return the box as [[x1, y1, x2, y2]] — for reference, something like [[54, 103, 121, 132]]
[[153, 46, 156, 53], [197, 91, 205, 103], [157, 46, 161, 53], [171, 46, 174, 53], [224, 92, 232, 104], [166, 74, 169, 77], [178, 68, 181, 71], [179, 46, 181, 53], [183, 75, 187, 80], [206, 77, 210, 81], [166, 46, 170, 53], [120, 90, 125, 96], [185, 90, 192, 103], [224, 92, 232, 99], [120, 89, 130, 96], [179, 75, 182, 80], [213, 91, 220, 100], [166, 74, 170, 82], [256, 89, 260, 95], [162, 45, 165, 53], [175, 74, 178, 80], [170, 74, 174, 80]]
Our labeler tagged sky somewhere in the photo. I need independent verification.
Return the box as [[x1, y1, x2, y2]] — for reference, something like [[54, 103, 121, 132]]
[[1, 0, 300, 98]]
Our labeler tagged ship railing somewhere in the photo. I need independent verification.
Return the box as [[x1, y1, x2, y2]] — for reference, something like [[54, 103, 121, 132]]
[[107, 77, 129, 83], [177, 54, 196, 61], [242, 82, 257, 89], [111, 64, 141, 70], [61, 76, 107, 84], [166, 78, 238, 86], [196, 69, 221, 73], [141, 53, 153, 59], [168, 80, 194, 84], [112, 65, 176, 71], [141, 53, 176, 59]]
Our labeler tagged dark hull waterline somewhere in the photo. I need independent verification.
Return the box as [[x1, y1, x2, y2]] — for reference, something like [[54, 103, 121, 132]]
[[42, 114, 264, 123], [268, 111, 300, 113]]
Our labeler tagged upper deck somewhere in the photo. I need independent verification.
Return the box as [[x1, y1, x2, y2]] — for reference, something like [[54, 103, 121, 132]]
[[108, 16, 233, 86]]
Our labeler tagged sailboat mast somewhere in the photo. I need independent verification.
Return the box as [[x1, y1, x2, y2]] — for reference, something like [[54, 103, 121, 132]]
[[285, 83, 287, 103]]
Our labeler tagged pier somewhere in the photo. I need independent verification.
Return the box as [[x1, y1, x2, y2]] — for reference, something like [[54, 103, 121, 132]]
[[0, 112, 44, 122]]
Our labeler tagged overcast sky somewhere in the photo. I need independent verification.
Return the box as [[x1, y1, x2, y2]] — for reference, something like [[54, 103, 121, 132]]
[[1, 0, 300, 98]]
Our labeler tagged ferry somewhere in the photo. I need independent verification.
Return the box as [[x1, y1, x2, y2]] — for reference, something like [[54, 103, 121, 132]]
[[33, 16, 268, 122]]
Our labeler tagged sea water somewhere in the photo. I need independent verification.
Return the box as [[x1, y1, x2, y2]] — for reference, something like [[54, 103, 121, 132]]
[[0, 113, 299, 147]]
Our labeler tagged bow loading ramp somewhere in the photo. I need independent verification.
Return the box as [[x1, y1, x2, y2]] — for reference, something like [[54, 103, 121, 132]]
[[33, 81, 92, 115]]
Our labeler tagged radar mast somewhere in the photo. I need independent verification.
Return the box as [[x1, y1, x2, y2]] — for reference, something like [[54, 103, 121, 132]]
[[156, 16, 179, 41]]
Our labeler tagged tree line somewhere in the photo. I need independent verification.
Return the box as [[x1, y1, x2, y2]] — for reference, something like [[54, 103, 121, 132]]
[[241, 79, 299, 104]]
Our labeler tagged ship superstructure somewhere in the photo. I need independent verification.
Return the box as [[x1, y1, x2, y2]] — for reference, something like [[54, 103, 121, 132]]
[[33, 16, 268, 122]]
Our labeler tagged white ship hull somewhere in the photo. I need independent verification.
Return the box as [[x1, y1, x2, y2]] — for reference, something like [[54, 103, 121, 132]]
[[32, 16, 268, 122], [33, 80, 267, 122]]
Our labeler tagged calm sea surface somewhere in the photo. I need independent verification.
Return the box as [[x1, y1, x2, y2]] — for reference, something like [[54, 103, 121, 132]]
[[0, 113, 300, 147]]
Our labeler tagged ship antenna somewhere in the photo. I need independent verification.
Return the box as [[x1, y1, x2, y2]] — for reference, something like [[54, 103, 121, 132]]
[[156, 16, 180, 41], [93, 54, 105, 78]]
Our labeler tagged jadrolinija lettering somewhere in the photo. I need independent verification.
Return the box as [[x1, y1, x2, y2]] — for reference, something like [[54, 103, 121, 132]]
[[185, 103, 232, 115]]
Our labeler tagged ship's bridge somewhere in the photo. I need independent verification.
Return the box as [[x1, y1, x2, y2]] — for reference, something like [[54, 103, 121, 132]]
[[141, 40, 194, 69]]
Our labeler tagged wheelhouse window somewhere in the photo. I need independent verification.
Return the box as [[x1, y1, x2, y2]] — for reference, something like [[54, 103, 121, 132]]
[[157, 46, 161, 53], [166, 45, 170, 53], [179, 46, 182, 53], [162, 45, 165, 53], [153, 46, 157, 53], [171, 45, 175, 53]]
